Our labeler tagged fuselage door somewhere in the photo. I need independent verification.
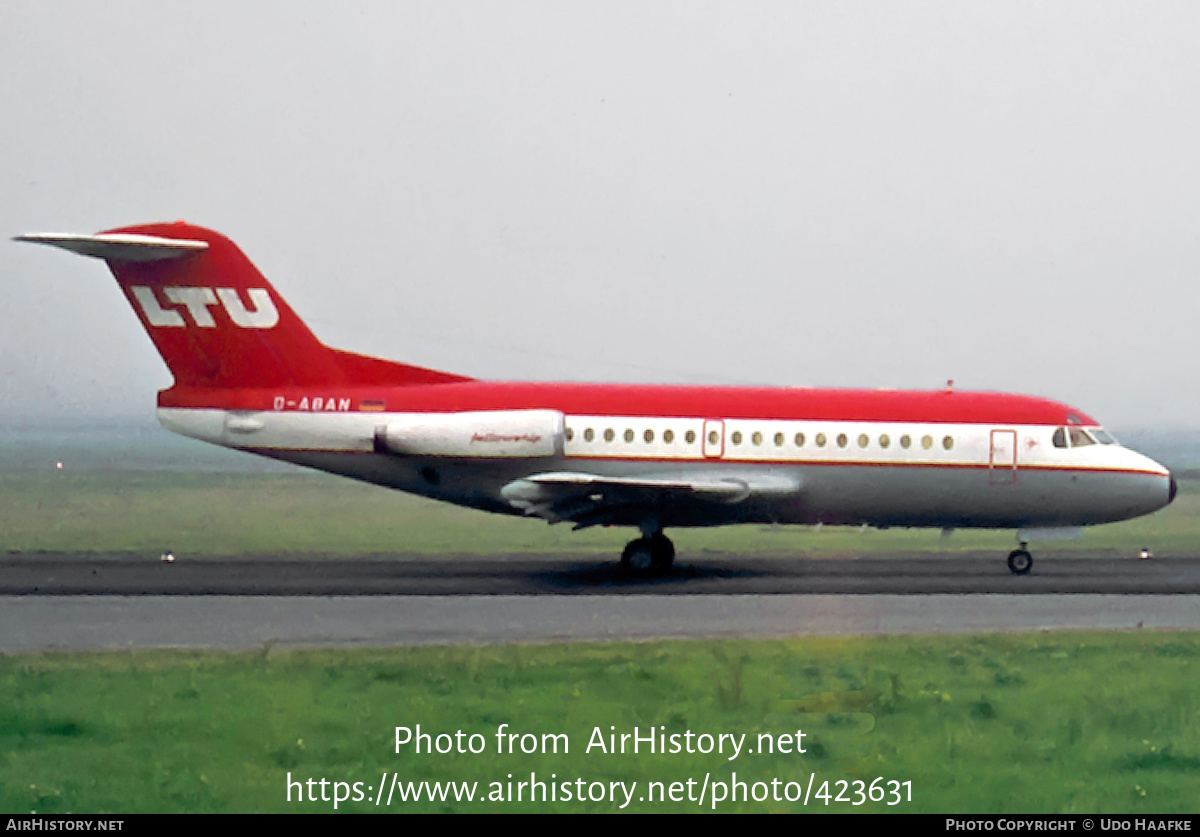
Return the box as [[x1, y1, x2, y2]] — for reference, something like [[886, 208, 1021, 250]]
[[989, 428, 1018, 484], [703, 419, 725, 459]]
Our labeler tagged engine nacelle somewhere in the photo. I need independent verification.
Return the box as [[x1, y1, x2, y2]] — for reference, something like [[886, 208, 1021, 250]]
[[377, 410, 564, 458]]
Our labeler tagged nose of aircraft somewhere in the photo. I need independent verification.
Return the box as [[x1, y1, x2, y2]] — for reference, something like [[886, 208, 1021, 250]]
[[1123, 449, 1176, 518]]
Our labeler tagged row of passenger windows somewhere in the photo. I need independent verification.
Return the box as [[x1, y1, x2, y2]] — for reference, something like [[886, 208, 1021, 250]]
[[570, 427, 695, 444], [564, 426, 956, 451]]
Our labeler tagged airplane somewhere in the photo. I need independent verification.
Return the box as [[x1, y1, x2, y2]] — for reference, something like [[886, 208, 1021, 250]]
[[15, 222, 1177, 575]]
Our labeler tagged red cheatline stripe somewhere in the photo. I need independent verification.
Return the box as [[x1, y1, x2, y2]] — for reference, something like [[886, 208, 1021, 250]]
[[236, 447, 1166, 478], [561, 454, 1165, 477]]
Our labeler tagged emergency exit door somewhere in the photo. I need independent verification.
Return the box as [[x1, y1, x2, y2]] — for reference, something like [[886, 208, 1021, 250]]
[[989, 429, 1018, 484], [703, 420, 724, 458]]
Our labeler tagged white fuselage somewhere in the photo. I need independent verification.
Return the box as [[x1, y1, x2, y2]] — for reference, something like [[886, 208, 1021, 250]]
[[158, 406, 1173, 533]]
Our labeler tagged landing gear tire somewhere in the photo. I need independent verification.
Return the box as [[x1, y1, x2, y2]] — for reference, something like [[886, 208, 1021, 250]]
[[621, 539, 654, 574], [621, 533, 675, 575], [1007, 549, 1033, 575], [649, 532, 675, 572]]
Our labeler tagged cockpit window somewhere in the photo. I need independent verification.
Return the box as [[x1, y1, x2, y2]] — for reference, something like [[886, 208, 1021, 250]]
[[1091, 428, 1117, 445], [1068, 427, 1096, 447], [1052, 428, 1067, 448]]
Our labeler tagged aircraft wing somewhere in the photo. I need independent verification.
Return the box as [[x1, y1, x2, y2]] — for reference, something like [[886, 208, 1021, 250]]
[[500, 471, 799, 529]]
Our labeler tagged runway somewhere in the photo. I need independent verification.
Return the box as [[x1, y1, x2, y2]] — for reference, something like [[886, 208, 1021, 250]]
[[5, 551, 1200, 595], [2, 552, 1198, 652], [3, 594, 1199, 653]]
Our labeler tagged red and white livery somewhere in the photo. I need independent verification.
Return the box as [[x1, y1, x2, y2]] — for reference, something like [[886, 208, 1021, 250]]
[[17, 222, 1176, 574]]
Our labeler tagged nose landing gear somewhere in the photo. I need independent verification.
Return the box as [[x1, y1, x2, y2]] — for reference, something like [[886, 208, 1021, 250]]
[[621, 531, 675, 575], [1007, 544, 1033, 575]]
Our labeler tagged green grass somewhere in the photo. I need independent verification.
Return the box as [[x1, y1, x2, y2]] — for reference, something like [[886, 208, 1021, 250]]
[[2, 634, 1198, 813], [0, 471, 1195, 556]]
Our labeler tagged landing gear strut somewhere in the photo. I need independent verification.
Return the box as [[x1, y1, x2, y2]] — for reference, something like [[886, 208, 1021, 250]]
[[621, 531, 675, 575], [1007, 544, 1033, 575]]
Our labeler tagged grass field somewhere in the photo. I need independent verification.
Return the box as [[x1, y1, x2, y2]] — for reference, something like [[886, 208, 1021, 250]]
[[2, 633, 1198, 813], [0, 470, 1195, 556]]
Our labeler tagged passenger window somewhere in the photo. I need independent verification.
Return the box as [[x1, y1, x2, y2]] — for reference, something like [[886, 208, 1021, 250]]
[[624, 429, 634, 443], [664, 429, 675, 444], [604, 428, 615, 443], [815, 433, 826, 448], [584, 428, 595, 442], [774, 432, 784, 447], [708, 430, 719, 445], [795, 432, 806, 447], [1052, 428, 1067, 449], [731, 431, 743, 445], [644, 429, 654, 443], [837, 433, 848, 448], [565, 428, 574, 442], [685, 430, 696, 444], [879, 434, 890, 449], [900, 435, 911, 449], [751, 431, 762, 446], [857, 433, 869, 448], [921, 435, 933, 450], [943, 436, 954, 450]]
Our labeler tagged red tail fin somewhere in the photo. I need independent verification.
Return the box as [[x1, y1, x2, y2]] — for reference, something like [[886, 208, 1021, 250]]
[[18, 222, 470, 389]]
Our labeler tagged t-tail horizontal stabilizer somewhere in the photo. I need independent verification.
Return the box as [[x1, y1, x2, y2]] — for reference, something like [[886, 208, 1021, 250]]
[[14, 233, 209, 262]]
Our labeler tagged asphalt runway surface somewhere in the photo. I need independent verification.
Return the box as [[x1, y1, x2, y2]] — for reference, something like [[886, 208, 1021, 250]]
[[2, 552, 1198, 652], [6, 551, 1200, 595]]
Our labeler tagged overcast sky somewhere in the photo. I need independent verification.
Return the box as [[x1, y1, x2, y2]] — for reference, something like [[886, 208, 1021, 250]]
[[3, 2, 1199, 430]]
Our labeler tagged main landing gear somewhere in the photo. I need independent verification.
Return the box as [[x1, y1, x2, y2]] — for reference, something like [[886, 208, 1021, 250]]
[[621, 531, 675, 575], [1007, 543, 1033, 575]]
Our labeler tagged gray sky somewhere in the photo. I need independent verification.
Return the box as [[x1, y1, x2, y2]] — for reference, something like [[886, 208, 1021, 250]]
[[3, 1, 1199, 429]]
